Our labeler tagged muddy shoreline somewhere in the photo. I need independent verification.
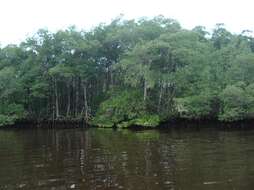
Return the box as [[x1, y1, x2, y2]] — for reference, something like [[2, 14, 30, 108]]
[[2, 118, 254, 129]]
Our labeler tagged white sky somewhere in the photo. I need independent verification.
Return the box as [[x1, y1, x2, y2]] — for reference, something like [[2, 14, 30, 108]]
[[0, 0, 254, 46]]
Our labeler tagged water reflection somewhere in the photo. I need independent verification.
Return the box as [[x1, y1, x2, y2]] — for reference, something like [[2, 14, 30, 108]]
[[0, 128, 254, 189]]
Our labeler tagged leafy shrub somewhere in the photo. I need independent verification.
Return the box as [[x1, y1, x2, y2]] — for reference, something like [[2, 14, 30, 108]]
[[175, 94, 214, 119], [92, 89, 160, 127], [0, 103, 25, 126], [219, 85, 254, 121]]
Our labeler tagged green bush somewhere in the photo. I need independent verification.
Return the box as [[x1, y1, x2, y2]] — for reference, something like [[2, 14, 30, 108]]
[[0, 103, 25, 126], [219, 85, 254, 121], [92, 89, 160, 128], [175, 94, 214, 119]]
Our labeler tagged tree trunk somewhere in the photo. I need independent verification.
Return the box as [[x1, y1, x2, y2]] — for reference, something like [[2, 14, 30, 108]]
[[109, 66, 114, 88], [66, 82, 71, 117], [157, 82, 163, 112], [75, 78, 80, 117], [54, 78, 59, 119], [83, 82, 89, 120], [144, 79, 147, 101], [103, 73, 107, 93], [72, 79, 75, 116]]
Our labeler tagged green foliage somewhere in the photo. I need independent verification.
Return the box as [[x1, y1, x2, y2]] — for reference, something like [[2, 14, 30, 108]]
[[0, 103, 25, 126], [115, 114, 160, 128], [92, 89, 146, 127], [227, 54, 254, 84], [219, 85, 254, 121], [130, 114, 160, 127], [0, 115, 15, 126], [175, 94, 214, 119], [0, 66, 23, 99], [0, 16, 254, 127]]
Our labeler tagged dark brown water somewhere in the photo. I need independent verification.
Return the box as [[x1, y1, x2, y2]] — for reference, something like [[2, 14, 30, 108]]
[[0, 127, 254, 190]]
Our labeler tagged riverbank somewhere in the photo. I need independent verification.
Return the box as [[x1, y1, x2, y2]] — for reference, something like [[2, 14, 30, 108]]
[[2, 118, 254, 129], [1, 119, 88, 129]]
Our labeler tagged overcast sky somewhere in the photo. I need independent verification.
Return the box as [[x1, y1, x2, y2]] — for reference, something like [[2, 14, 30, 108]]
[[0, 0, 253, 46]]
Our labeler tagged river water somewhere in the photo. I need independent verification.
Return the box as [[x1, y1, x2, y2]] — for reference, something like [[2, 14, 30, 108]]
[[0, 127, 254, 190]]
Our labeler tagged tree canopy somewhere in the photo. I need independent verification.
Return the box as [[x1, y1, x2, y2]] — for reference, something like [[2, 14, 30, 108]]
[[1, 16, 254, 127]]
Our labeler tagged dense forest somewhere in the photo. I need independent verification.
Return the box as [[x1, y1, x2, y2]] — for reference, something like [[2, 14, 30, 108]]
[[1, 16, 254, 127]]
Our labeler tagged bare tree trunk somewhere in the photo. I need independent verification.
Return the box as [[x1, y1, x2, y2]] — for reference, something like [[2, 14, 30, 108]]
[[72, 79, 75, 116], [109, 66, 113, 88], [54, 78, 59, 119], [75, 78, 79, 117], [168, 83, 176, 113], [103, 73, 107, 93], [158, 82, 163, 112], [83, 82, 89, 120], [144, 79, 147, 101], [66, 82, 71, 117], [52, 108, 55, 120]]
